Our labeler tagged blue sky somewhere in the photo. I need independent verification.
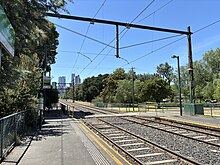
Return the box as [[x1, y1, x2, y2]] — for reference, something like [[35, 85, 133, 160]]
[[48, 0, 220, 83]]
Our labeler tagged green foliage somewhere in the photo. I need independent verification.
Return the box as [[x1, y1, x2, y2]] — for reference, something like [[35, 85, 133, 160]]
[[115, 80, 132, 103], [213, 80, 220, 101], [0, 54, 41, 117], [0, 0, 71, 117], [73, 74, 108, 102], [156, 62, 174, 85], [75, 84, 84, 100], [45, 88, 59, 108], [140, 78, 173, 103]]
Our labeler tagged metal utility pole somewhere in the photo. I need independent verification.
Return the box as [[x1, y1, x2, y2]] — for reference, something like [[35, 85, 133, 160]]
[[172, 55, 182, 116], [72, 79, 75, 103], [187, 26, 194, 103], [116, 25, 119, 58], [0, 47, 2, 68], [131, 67, 135, 111]]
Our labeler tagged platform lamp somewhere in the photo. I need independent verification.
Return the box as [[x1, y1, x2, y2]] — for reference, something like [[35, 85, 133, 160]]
[[171, 55, 183, 116]]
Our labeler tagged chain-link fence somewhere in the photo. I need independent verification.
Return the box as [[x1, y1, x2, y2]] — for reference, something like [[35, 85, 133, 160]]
[[0, 110, 30, 160]]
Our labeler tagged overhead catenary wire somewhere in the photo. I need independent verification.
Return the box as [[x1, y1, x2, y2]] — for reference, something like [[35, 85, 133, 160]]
[[193, 19, 220, 34], [129, 0, 156, 25], [85, 34, 182, 76], [55, 23, 115, 49], [71, 0, 108, 75], [77, 3, 220, 77], [120, 34, 182, 49], [137, 0, 174, 24], [120, 17, 220, 68], [85, 0, 156, 76], [118, 0, 156, 40], [78, 52, 92, 62], [121, 35, 186, 68], [71, 25, 90, 75], [58, 50, 115, 56]]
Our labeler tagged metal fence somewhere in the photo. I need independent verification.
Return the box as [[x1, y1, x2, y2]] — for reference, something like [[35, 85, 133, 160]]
[[0, 110, 30, 160]]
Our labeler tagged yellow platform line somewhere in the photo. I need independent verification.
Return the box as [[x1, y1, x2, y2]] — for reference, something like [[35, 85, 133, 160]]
[[159, 117, 220, 129], [79, 121, 131, 165]]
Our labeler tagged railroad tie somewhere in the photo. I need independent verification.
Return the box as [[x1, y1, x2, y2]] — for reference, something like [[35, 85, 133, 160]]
[[102, 130, 121, 134], [135, 152, 163, 158], [174, 130, 187, 133], [204, 138, 219, 142], [107, 133, 125, 137], [121, 142, 144, 147], [167, 128, 179, 131], [127, 147, 150, 152], [146, 159, 178, 165], [181, 133, 197, 136], [114, 139, 137, 143], [110, 136, 128, 139], [192, 135, 207, 139]]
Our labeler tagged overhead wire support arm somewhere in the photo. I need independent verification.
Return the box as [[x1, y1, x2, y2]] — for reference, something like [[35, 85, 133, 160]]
[[116, 25, 119, 58], [45, 13, 191, 35]]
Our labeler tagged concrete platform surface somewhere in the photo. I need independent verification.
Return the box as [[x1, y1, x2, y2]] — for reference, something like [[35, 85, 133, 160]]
[[1, 111, 129, 165]]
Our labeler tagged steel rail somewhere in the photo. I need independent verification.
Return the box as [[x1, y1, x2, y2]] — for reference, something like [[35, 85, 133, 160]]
[[73, 102, 120, 114], [98, 118, 200, 165]]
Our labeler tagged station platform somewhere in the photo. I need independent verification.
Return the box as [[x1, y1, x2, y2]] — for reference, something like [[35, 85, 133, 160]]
[[138, 110, 220, 130], [1, 110, 130, 165]]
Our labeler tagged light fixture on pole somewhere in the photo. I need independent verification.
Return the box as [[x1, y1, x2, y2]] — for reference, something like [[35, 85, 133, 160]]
[[171, 55, 183, 116]]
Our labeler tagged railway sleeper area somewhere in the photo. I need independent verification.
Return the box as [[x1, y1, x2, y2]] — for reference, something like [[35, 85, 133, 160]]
[[85, 118, 192, 165]]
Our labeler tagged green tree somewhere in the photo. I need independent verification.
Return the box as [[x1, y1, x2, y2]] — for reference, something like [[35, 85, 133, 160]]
[[100, 68, 128, 103], [75, 84, 84, 101], [45, 88, 59, 108], [203, 82, 215, 100], [80, 74, 108, 102], [140, 78, 173, 103], [115, 80, 131, 103], [156, 62, 174, 85], [203, 48, 220, 79], [213, 81, 220, 101]]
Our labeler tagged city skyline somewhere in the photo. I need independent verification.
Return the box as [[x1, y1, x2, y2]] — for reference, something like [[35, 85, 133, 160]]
[[53, 73, 81, 87]]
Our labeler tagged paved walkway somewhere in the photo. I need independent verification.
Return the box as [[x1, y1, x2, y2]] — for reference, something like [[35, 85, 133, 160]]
[[2, 110, 129, 165]]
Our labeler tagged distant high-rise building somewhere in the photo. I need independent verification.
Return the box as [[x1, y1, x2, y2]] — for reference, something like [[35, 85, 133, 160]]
[[58, 76, 66, 94], [71, 73, 81, 85], [52, 82, 57, 89], [75, 75, 81, 85]]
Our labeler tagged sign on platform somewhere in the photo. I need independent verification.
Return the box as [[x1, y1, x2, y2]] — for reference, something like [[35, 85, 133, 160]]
[[0, 5, 15, 56], [43, 76, 51, 89]]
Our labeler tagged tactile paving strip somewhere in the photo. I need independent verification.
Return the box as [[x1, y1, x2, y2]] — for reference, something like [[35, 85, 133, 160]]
[[70, 121, 111, 165]]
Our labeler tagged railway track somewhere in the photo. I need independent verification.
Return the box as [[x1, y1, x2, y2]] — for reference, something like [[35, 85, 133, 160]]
[[61, 101, 220, 164], [85, 118, 197, 165], [127, 116, 220, 147], [99, 116, 220, 164]]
